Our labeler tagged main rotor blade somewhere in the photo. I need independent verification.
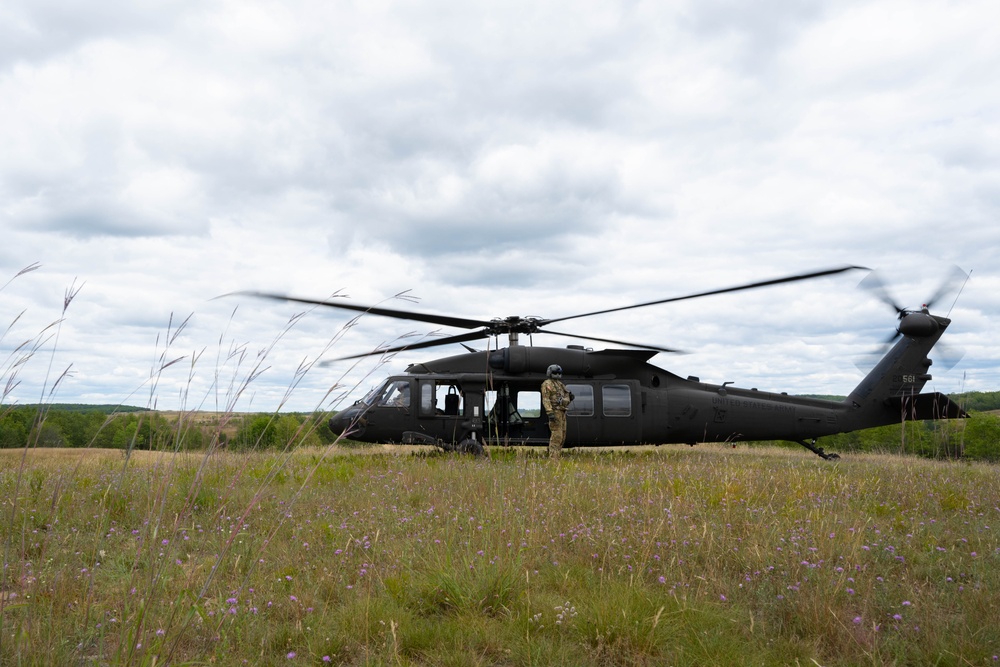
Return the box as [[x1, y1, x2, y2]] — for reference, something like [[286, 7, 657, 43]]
[[232, 291, 491, 330], [333, 330, 491, 361], [545, 265, 868, 326], [539, 328, 686, 354]]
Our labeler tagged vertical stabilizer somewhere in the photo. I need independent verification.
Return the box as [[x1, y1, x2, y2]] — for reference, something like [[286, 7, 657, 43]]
[[845, 311, 955, 428]]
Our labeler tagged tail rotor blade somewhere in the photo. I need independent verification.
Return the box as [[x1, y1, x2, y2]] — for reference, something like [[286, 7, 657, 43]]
[[934, 341, 966, 371], [925, 265, 968, 311], [858, 270, 905, 315], [855, 329, 901, 372]]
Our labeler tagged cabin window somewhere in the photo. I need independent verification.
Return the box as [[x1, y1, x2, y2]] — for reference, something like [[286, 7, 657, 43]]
[[420, 383, 434, 414], [602, 384, 631, 417], [485, 385, 541, 424], [419, 382, 464, 416], [441, 384, 463, 415], [566, 384, 594, 416], [518, 391, 542, 418]]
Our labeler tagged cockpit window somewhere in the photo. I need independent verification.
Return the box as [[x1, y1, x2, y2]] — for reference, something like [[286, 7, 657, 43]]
[[377, 380, 411, 408], [360, 382, 387, 406]]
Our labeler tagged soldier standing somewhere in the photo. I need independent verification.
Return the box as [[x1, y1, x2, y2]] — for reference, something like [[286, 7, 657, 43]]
[[541, 364, 573, 459]]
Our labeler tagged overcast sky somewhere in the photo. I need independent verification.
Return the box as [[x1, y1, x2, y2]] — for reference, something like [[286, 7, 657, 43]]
[[2, 0, 998, 414]]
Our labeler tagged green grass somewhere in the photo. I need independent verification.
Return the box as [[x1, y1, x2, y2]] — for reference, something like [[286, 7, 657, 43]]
[[4, 262, 997, 665], [1, 444, 998, 665]]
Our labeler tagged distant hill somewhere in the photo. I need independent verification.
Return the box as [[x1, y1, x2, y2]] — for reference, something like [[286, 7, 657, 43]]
[[951, 391, 1000, 412], [7, 404, 147, 414]]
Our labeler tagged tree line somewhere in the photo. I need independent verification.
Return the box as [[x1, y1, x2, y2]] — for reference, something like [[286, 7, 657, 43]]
[[805, 410, 1000, 459], [0, 406, 339, 452], [2, 390, 999, 460]]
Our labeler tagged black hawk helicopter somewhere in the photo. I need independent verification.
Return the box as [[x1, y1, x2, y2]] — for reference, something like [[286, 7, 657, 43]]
[[239, 266, 967, 459]]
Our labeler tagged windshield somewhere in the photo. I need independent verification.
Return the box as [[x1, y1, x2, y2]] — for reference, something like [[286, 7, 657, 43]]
[[359, 378, 412, 407], [360, 380, 390, 406]]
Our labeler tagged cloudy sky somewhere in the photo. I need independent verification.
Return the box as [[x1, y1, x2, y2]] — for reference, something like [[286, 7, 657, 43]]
[[2, 0, 998, 413]]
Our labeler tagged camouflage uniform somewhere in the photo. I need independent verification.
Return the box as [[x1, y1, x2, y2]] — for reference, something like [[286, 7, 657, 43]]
[[541, 378, 572, 459]]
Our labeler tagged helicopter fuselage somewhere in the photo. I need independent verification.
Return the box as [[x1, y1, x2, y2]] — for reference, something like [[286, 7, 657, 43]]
[[238, 265, 967, 459], [328, 328, 965, 457]]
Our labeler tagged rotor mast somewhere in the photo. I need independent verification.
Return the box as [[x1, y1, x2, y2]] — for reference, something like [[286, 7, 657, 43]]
[[491, 315, 538, 347]]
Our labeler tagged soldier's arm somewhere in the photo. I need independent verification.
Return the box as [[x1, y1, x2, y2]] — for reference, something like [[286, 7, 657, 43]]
[[540, 382, 554, 413]]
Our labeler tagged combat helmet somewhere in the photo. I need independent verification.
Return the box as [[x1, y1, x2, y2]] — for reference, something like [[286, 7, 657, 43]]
[[546, 364, 563, 378]]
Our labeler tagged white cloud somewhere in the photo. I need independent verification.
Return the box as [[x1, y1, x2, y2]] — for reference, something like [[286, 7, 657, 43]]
[[1, 0, 997, 411]]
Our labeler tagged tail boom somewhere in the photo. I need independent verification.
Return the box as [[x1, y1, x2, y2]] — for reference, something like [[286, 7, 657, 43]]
[[844, 312, 965, 430]]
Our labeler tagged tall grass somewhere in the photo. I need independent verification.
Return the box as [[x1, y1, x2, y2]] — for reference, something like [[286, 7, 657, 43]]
[[1, 445, 998, 665], [2, 269, 998, 665]]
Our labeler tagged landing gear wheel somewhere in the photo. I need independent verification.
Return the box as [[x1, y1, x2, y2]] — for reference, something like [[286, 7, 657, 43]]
[[458, 438, 485, 458]]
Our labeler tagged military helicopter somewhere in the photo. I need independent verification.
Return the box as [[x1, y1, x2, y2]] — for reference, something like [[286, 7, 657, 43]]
[[239, 266, 967, 459]]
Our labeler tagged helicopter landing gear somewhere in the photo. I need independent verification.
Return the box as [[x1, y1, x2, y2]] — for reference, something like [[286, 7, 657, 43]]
[[797, 438, 840, 460], [437, 432, 486, 457], [457, 437, 486, 457]]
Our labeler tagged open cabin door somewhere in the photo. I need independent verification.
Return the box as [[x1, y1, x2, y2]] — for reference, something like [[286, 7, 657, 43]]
[[484, 382, 548, 445], [483, 379, 641, 447], [414, 379, 471, 445]]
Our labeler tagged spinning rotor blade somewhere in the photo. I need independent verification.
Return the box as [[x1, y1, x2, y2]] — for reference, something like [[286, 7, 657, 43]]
[[231, 290, 491, 330], [934, 341, 966, 371], [857, 335, 965, 373], [924, 265, 968, 311], [858, 270, 905, 315], [858, 330, 903, 371], [859, 265, 969, 316], [856, 266, 969, 372], [855, 270, 921, 370], [544, 265, 868, 326], [539, 329, 686, 354], [232, 265, 866, 360], [333, 330, 492, 361]]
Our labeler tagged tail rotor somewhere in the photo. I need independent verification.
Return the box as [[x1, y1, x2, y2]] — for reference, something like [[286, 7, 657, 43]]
[[857, 266, 968, 371]]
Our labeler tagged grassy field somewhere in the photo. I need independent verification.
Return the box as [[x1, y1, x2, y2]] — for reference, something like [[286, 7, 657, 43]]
[[1, 443, 997, 666]]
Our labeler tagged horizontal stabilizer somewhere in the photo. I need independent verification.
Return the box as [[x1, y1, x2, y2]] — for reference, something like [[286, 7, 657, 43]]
[[887, 392, 968, 421]]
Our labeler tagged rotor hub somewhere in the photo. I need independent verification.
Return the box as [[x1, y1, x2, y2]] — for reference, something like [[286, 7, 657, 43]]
[[488, 316, 545, 336], [898, 312, 941, 338]]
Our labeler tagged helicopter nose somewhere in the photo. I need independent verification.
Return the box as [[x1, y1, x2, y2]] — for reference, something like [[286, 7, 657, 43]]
[[328, 411, 349, 435], [329, 407, 365, 438]]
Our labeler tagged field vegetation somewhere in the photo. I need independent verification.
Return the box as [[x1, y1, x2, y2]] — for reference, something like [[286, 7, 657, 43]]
[[1, 443, 998, 666], [3, 266, 998, 665]]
